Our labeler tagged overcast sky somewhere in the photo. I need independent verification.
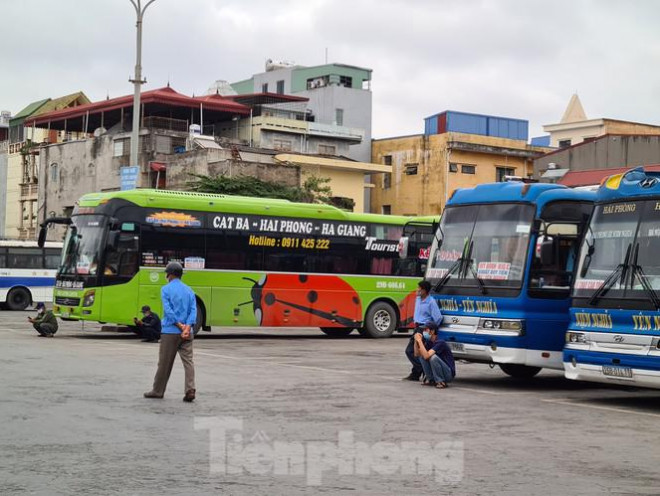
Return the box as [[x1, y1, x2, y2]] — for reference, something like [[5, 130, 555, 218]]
[[1, 0, 659, 139]]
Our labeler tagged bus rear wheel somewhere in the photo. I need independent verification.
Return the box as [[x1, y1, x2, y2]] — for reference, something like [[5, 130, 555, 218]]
[[364, 301, 397, 338], [7, 287, 31, 311], [193, 302, 205, 336], [320, 327, 354, 338], [499, 363, 542, 379]]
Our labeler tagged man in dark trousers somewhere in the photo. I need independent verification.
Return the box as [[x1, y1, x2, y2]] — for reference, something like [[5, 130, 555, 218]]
[[28, 302, 59, 337], [134, 305, 161, 342], [403, 280, 443, 381], [144, 262, 197, 402]]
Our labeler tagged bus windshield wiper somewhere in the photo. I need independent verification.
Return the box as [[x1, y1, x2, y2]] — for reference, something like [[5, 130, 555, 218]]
[[465, 258, 488, 294], [630, 243, 660, 310], [589, 243, 632, 305], [432, 255, 465, 292]]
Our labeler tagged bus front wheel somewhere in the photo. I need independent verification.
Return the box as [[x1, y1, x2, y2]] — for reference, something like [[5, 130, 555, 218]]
[[7, 287, 31, 311], [364, 302, 397, 338], [499, 363, 542, 379], [320, 327, 354, 338]]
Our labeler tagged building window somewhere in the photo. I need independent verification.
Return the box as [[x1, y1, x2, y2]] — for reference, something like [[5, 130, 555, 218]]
[[558, 139, 571, 148], [383, 173, 391, 189], [262, 83, 269, 93], [496, 166, 516, 182], [50, 163, 58, 182], [335, 108, 344, 126], [383, 155, 392, 166], [339, 75, 353, 88], [449, 163, 458, 173], [382, 205, 391, 215], [405, 163, 418, 175], [113, 138, 128, 157], [276, 80, 284, 94], [318, 144, 336, 155], [306, 76, 329, 89], [273, 138, 292, 151], [461, 164, 476, 175]]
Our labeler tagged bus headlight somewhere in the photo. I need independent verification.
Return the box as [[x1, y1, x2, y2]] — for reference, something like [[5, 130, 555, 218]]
[[479, 319, 524, 334], [566, 331, 586, 344], [82, 290, 96, 307]]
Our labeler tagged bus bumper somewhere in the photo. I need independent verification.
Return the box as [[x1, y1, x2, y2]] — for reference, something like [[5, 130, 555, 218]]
[[563, 350, 660, 388], [449, 340, 562, 369]]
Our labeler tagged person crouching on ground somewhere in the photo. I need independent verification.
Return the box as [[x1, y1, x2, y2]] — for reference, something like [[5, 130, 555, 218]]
[[414, 322, 456, 389], [28, 302, 59, 337], [144, 262, 197, 402], [134, 305, 161, 342]]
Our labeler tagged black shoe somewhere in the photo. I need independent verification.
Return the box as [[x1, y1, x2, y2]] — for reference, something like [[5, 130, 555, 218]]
[[144, 391, 164, 399], [402, 373, 421, 381], [183, 389, 196, 402], [141, 338, 155, 342]]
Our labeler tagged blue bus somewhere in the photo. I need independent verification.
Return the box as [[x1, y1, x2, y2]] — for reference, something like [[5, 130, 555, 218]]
[[426, 181, 595, 378], [565, 167, 660, 388]]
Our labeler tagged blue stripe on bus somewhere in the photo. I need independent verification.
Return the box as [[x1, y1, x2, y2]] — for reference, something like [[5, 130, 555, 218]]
[[563, 349, 660, 372], [0, 277, 55, 288]]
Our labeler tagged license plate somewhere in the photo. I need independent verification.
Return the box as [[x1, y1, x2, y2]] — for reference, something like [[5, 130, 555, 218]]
[[602, 365, 633, 378], [60, 312, 70, 318], [448, 342, 465, 352]]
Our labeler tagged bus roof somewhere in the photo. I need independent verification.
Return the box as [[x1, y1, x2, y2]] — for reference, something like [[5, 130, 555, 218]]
[[0, 240, 62, 248], [447, 181, 595, 211], [77, 189, 417, 225], [595, 166, 660, 202]]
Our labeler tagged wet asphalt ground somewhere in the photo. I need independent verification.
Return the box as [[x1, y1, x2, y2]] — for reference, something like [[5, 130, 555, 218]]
[[2, 310, 660, 495]]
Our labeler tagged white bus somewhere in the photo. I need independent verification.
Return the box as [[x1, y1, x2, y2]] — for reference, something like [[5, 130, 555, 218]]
[[0, 240, 62, 310]]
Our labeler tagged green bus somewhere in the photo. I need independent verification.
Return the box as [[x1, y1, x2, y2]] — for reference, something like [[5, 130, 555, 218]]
[[39, 189, 436, 338]]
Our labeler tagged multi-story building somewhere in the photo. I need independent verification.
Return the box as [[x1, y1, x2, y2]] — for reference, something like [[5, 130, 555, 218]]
[[371, 111, 552, 216], [231, 61, 373, 162], [536, 94, 660, 148], [24, 86, 388, 230], [1, 92, 89, 239]]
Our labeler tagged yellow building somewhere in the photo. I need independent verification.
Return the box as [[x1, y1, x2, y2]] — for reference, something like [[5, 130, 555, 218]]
[[371, 128, 551, 216]]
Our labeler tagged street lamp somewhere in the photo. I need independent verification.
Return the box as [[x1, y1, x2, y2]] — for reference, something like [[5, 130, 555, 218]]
[[128, 0, 157, 170]]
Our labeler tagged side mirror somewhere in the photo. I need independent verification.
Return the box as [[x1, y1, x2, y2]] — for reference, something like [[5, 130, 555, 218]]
[[540, 238, 555, 265], [580, 244, 595, 278], [107, 231, 120, 251], [38, 226, 47, 248], [398, 237, 410, 259]]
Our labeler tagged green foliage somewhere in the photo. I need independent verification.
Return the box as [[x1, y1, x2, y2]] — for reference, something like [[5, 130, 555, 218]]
[[186, 174, 337, 205]]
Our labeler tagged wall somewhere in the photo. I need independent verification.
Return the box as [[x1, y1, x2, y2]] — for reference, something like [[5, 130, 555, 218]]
[[291, 64, 371, 93], [0, 151, 7, 237], [545, 119, 660, 148], [371, 133, 546, 216], [534, 135, 660, 177], [251, 67, 297, 94]]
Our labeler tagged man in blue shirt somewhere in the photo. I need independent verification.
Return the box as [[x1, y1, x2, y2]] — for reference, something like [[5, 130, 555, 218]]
[[414, 322, 456, 388], [144, 262, 198, 402], [403, 280, 443, 381]]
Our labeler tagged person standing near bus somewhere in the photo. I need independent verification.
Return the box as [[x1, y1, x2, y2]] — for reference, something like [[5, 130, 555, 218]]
[[403, 280, 443, 381], [144, 262, 197, 402], [28, 302, 59, 337]]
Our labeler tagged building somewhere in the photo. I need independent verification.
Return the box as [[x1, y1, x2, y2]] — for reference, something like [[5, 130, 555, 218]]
[[557, 164, 660, 188], [1, 92, 90, 239], [231, 61, 373, 162], [535, 134, 660, 180], [539, 94, 660, 148], [371, 111, 551, 216], [23, 86, 387, 231]]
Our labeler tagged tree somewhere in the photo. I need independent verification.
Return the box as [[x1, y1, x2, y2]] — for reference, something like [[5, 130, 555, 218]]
[[187, 173, 343, 207]]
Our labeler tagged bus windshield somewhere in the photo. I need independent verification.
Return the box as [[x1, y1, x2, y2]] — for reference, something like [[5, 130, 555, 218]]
[[573, 200, 660, 306], [59, 215, 107, 276], [427, 203, 534, 290]]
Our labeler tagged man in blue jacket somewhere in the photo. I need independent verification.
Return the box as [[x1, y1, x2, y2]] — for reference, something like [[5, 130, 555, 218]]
[[144, 262, 197, 402]]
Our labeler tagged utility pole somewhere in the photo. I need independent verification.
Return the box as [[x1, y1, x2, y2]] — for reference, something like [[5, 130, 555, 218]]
[[128, 0, 157, 169]]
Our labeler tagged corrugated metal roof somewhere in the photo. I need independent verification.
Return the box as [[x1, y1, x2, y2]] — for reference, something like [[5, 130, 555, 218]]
[[9, 98, 50, 124], [558, 165, 660, 187], [33, 91, 90, 116]]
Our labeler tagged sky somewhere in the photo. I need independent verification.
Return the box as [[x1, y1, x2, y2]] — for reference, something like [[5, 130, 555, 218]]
[[1, 0, 659, 139]]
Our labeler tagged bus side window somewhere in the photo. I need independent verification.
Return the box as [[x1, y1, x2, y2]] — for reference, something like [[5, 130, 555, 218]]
[[44, 248, 61, 269], [0, 249, 6, 268], [7, 248, 43, 269], [106, 232, 140, 277]]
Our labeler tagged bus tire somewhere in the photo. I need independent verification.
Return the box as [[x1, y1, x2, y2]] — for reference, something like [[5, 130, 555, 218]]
[[193, 299, 205, 336], [364, 301, 397, 338], [6, 287, 31, 311], [499, 363, 542, 379], [320, 327, 354, 338]]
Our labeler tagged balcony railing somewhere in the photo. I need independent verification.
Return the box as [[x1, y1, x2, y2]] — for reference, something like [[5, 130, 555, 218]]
[[20, 183, 38, 198], [143, 116, 189, 133]]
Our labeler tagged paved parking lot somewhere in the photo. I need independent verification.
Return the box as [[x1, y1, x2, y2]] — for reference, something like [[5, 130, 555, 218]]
[[2, 310, 660, 495]]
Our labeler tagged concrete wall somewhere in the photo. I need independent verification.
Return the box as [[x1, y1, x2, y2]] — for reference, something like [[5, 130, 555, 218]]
[[371, 133, 544, 216], [251, 67, 296, 94], [0, 151, 6, 237], [534, 134, 660, 177], [546, 120, 660, 148]]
